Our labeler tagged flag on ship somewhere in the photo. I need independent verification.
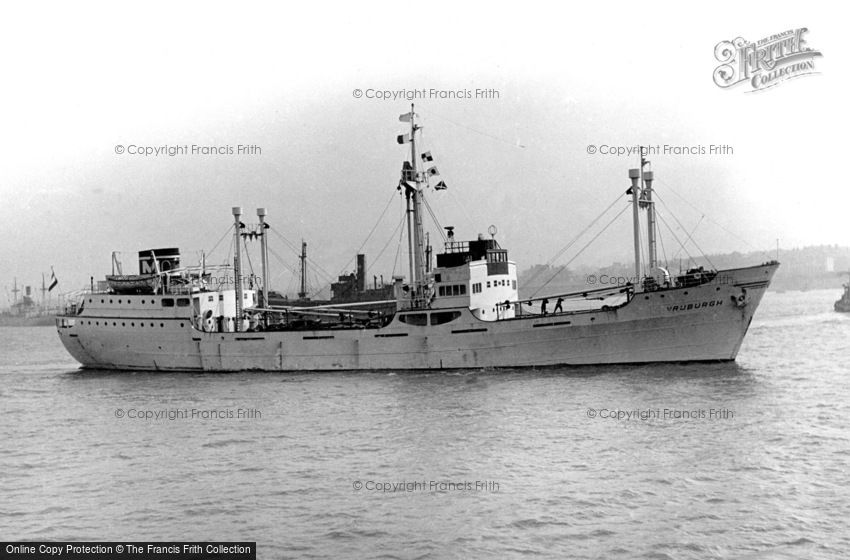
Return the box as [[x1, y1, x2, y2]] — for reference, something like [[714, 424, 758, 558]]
[[421, 151, 433, 162], [397, 133, 411, 144], [426, 166, 439, 176], [399, 111, 417, 123], [48, 268, 58, 291], [435, 180, 448, 190]]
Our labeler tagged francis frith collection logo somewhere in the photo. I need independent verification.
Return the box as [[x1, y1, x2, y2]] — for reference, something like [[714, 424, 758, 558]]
[[713, 28, 822, 92]]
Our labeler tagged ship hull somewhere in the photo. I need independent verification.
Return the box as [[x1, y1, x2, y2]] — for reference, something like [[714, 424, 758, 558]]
[[56, 263, 777, 371]]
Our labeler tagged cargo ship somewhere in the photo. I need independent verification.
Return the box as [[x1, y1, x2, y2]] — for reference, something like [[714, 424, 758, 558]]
[[2, 277, 58, 327], [56, 108, 778, 371]]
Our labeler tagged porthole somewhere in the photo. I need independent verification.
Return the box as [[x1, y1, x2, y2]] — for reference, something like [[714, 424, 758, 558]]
[[109, 299, 113, 304], [118, 299, 122, 304], [100, 299, 104, 303], [160, 323, 164, 328], [644, 296, 649, 300], [684, 291, 689, 296], [131, 322, 135, 327], [142, 300, 145, 304], [113, 322, 116, 326], [140, 323, 144, 328], [180, 323, 185, 328], [150, 323, 154, 327], [122, 322, 125, 327]]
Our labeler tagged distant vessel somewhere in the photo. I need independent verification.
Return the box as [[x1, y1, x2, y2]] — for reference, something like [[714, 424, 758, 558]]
[[56, 107, 778, 371], [2, 276, 58, 327], [835, 273, 850, 312]]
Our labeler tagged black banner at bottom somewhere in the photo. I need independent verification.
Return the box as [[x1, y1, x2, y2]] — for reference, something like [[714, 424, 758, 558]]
[[1, 543, 255, 560]]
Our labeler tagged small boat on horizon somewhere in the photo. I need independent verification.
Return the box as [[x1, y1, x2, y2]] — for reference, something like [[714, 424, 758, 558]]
[[835, 272, 850, 313]]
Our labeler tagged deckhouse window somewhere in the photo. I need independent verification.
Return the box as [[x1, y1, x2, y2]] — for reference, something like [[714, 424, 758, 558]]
[[176, 298, 191, 307], [431, 311, 461, 325], [161, 298, 175, 307], [398, 313, 428, 326]]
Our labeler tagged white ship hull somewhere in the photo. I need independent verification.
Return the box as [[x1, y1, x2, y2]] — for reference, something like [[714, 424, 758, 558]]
[[56, 263, 776, 372]]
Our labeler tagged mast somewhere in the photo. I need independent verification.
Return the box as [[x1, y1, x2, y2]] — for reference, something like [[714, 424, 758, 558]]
[[257, 208, 270, 318], [12, 278, 19, 304], [628, 169, 641, 283], [405, 191, 414, 287], [298, 241, 308, 299], [232, 207, 243, 332], [409, 104, 426, 289], [642, 152, 657, 271]]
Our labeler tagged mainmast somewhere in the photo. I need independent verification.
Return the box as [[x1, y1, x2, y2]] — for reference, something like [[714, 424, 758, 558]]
[[399, 104, 427, 302], [409, 105, 426, 289]]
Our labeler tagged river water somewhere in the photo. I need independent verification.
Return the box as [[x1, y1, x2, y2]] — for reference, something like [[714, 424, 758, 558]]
[[1, 289, 848, 559]]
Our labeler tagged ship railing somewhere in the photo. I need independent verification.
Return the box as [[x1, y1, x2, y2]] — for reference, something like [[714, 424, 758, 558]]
[[495, 286, 631, 320]]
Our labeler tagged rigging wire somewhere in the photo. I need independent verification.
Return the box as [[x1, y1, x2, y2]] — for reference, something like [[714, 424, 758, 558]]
[[655, 210, 696, 267], [656, 177, 774, 261], [655, 192, 716, 270], [672, 215, 704, 261], [525, 193, 625, 289], [207, 224, 235, 260], [268, 227, 302, 258], [323, 190, 398, 291], [224, 233, 233, 269], [422, 195, 447, 243], [371, 210, 408, 277], [532, 203, 631, 297], [267, 246, 299, 276], [268, 227, 337, 289], [427, 110, 527, 150], [391, 205, 407, 279], [657, 219, 669, 269], [268, 227, 335, 284]]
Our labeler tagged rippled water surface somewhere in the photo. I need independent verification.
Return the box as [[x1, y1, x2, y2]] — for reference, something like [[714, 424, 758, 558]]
[[1, 290, 849, 559]]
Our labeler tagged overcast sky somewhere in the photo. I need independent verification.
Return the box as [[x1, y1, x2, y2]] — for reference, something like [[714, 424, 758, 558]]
[[0, 1, 845, 298]]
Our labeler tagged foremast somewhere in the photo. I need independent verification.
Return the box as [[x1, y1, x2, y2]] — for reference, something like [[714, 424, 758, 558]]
[[629, 149, 660, 292]]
